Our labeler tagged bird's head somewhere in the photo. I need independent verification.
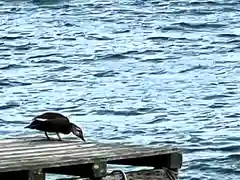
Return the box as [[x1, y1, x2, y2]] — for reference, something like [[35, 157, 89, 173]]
[[71, 123, 85, 142]]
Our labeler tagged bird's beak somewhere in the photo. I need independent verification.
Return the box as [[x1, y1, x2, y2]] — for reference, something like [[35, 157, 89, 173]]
[[80, 135, 86, 142], [73, 130, 85, 142], [72, 124, 86, 142]]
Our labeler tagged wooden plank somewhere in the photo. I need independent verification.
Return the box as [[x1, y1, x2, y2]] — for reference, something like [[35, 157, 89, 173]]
[[109, 152, 182, 169], [0, 149, 179, 172], [0, 144, 176, 161], [0, 137, 182, 174]]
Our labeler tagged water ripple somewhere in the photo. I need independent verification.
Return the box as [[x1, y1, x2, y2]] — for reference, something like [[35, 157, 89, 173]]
[[179, 65, 209, 73], [0, 64, 27, 70], [0, 101, 20, 110], [0, 78, 32, 87], [93, 70, 119, 77], [176, 22, 226, 29], [0, 0, 240, 180]]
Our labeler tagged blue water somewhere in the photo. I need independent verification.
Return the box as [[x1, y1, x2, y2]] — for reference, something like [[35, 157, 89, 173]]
[[1, 0, 240, 179]]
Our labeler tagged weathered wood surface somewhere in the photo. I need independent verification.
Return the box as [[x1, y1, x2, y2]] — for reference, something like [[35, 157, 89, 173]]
[[0, 137, 182, 177], [57, 168, 178, 180]]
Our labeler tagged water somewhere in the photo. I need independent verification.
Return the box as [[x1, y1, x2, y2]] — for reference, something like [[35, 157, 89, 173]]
[[1, 0, 240, 179]]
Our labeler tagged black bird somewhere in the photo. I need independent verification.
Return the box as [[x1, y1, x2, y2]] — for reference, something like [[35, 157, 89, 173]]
[[25, 112, 85, 141]]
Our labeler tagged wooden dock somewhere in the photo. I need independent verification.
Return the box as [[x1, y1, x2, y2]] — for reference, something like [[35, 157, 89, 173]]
[[0, 137, 182, 180]]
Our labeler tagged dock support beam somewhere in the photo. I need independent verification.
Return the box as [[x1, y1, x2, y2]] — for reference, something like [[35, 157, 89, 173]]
[[29, 169, 45, 180], [91, 161, 107, 180], [0, 169, 45, 180], [45, 160, 107, 180]]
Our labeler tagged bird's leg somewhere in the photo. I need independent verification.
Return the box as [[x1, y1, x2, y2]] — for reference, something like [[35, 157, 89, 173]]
[[56, 132, 62, 141], [45, 132, 50, 140]]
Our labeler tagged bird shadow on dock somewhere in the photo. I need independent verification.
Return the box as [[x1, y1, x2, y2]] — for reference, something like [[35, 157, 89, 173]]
[[27, 136, 89, 144], [29, 138, 77, 143], [5, 135, 88, 145]]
